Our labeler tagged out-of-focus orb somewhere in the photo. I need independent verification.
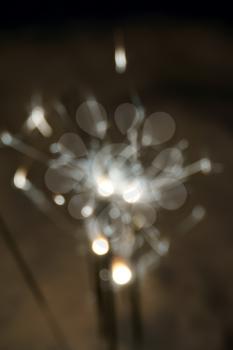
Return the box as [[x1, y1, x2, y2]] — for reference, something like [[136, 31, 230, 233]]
[[0, 131, 13, 145], [13, 168, 30, 190], [142, 112, 176, 146], [200, 158, 212, 174], [123, 180, 142, 203], [76, 100, 107, 139], [97, 176, 114, 197], [115, 46, 127, 74], [111, 258, 132, 285], [92, 236, 109, 256], [81, 205, 93, 218], [192, 205, 206, 220], [157, 239, 170, 255], [53, 194, 65, 206]]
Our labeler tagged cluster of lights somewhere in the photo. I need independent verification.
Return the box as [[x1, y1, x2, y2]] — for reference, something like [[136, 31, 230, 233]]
[[0, 32, 217, 291], [0, 96, 215, 287]]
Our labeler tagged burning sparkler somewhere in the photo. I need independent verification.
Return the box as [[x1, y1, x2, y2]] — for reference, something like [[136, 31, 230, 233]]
[[0, 99, 213, 287], [0, 32, 219, 350]]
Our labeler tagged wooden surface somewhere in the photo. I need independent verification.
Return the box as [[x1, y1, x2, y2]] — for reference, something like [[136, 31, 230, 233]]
[[0, 19, 233, 349]]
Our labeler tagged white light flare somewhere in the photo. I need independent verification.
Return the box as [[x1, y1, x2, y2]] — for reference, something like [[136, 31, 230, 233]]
[[0, 131, 13, 146], [81, 205, 93, 218], [97, 176, 114, 197], [13, 167, 30, 190], [115, 46, 127, 74], [123, 180, 142, 203], [111, 258, 133, 286], [0, 93, 215, 287], [92, 236, 109, 256], [53, 194, 65, 206], [200, 158, 212, 174], [26, 107, 53, 137]]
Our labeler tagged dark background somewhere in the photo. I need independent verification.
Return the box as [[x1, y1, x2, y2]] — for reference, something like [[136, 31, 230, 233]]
[[0, 2, 233, 30]]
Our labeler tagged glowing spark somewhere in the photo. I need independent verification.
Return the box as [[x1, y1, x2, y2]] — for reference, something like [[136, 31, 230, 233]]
[[200, 158, 212, 174], [81, 205, 93, 218], [27, 107, 53, 137], [13, 168, 30, 190], [97, 176, 114, 197], [111, 258, 132, 285], [115, 46, 127, 74], [123, 180, 142, 203], [92, 236, 109, 256], [1, 98, 214, 279], [0, 131, 13, 145], [53, 194, 65, 206]]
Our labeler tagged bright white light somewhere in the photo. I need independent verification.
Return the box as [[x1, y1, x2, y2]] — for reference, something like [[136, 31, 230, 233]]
[[123, 180, 142, 203], [27, 107, 53, 137], [115, 46, 127, 73], [81, 205, 93, 218], [92, 236, 109, 256], [97, 176, 114, 197], [111, 258, 132, 285], [13, 168, 30, 190], [0, 131, 13, 145], [31, 107, 44, 126], [200, 158, 212, 174], [54, 194, 65, 206]]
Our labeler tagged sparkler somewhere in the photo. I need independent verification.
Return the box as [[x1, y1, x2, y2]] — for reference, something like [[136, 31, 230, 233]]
[[0, 97, 214, 347], [0, 101, 213, 283], [0, 39, 216, 350], [0, 97, 215, 350]]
